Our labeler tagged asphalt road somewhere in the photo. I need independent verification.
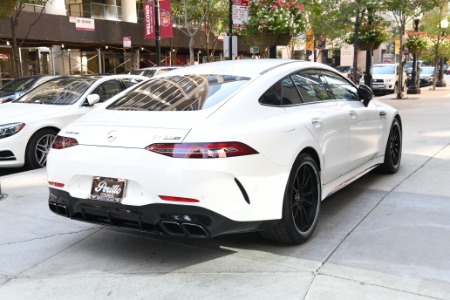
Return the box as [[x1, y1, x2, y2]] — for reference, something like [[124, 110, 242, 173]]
[[1, 86, 450, 299]]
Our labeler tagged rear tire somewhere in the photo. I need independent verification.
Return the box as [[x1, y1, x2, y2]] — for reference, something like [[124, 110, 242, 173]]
[[25, 129, 58, 169], [261, 153, 321, 245], [378, 118, 402, 174]]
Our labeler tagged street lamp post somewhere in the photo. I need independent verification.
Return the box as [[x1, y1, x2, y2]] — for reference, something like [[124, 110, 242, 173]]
[[436, 18, 448, 87], [407, 13, 423, 94]]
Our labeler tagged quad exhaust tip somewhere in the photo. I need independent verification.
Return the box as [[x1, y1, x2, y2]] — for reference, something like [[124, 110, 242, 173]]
[[160, 220, 209, 238]]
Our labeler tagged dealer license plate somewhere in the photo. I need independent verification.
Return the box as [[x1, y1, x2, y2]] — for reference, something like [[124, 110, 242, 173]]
[[90, 176, 127, 202]]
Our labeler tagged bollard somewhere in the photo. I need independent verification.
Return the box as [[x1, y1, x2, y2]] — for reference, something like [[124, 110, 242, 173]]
[[0, 182, 6, 200]]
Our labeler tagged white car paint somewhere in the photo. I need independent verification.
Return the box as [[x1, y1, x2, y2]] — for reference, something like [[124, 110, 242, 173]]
[[46, 59, 401, 243]]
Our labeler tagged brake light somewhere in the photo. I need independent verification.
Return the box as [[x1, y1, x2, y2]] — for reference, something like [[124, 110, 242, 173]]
[[52, 135, 79, 149], [146, 142, 258, 158], [48, 181, 65, 188], [159, 195, 200, 203]]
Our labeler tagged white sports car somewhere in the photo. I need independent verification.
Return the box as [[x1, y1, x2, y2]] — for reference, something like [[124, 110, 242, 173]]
[[0, 74, 147, 169], [47, 59, 402, 244]]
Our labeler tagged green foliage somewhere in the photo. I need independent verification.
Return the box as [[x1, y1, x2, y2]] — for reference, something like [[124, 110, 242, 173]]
[[405, 32, 431, 50], [0, 0, 16, 19], [345, 19, 391, 45], [239, 0, 306, 35]]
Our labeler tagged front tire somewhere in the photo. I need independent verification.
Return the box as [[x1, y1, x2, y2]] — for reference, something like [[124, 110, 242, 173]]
[[261, 153, 321, 245], [378, 118, 402, 174], [25, 129, 58, 169]]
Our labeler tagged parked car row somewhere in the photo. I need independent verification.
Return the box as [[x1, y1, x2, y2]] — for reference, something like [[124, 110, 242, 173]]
[[407, 66, 435, 87], [0, 60, 403, 245], [0, 74, 148, 169]]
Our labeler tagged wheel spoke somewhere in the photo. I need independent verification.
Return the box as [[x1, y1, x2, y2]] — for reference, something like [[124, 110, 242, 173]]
[[291, 163, 319, 233], [35, 134, 55, 167]]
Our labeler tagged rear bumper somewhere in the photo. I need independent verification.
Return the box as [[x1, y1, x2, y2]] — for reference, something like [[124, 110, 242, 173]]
[[49, 188, 277, 238]]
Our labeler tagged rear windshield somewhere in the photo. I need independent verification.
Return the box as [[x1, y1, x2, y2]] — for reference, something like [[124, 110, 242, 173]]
[[107, 74, 249, 111]]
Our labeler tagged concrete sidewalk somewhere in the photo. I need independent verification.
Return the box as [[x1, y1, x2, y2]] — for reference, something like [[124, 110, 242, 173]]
[[1, 86, 450, 299]]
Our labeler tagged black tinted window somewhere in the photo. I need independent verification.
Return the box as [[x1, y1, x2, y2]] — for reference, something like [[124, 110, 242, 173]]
[[259, 76, 302, 106], [93, 80, 122, 102], [320, 70, 359, 100], [291, 70, 332, 103]]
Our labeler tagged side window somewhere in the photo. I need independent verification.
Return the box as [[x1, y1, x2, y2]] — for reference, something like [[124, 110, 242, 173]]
[[291, 70, 332, 103], [259, 76, 302, 106], [93, 80, 122, 102], [320, 70, 359, 100]]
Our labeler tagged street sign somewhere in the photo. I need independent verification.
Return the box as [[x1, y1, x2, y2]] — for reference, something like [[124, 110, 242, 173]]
[[250, 46, 259, 54], [232, 0, 249, 28]]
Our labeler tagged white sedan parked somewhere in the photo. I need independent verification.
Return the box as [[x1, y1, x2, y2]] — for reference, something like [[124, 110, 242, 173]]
[[47, 60, 402, 245], [0, 74, 147, 169]]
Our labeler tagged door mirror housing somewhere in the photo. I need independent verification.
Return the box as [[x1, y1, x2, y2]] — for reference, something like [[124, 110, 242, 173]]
[[84, 94, 100, 106], [358, 84, 373, 106]]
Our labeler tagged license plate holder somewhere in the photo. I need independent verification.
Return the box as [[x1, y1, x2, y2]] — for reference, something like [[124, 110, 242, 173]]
[[90, 176, 126, 203]]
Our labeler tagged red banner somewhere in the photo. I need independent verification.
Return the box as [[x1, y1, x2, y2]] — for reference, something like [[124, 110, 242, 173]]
[[143, 2, 155, 39], [159, 0, 173, 38], [143, 0, 173, 40]]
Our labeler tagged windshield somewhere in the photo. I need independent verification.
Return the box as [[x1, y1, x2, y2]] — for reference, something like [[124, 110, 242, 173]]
[[421, 67, 434, 75], [404, 62, 413, 69], [0, 77, 37, 93], [107, 75, 250, 111], [17, 77, 95, 105], [373, 66, 395, 75]]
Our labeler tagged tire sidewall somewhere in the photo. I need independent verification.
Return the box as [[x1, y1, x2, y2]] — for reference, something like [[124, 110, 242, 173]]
[[282, 153, 321, 243], [25, 129, 57, 169]]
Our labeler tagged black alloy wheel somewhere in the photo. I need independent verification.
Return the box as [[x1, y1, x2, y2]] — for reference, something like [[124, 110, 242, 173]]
[[261, 153, 321, 245], [378, 118, 402, 174]]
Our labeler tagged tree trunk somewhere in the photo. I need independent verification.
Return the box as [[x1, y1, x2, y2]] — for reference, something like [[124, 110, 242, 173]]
[[189, 35, 195, 65], [10, 15, 21, 78], [396, 15, 406, 99]]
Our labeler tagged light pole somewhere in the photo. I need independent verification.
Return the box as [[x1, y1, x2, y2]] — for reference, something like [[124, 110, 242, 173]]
[[436, 18, 448, 87], [407, 12, 423, 94]]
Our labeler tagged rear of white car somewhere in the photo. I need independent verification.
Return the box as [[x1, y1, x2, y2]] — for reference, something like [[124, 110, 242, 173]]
[[47, 60, 401, 243], [47, 67, 298, 237]]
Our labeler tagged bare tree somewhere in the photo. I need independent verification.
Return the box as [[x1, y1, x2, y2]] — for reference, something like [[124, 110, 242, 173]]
[[172, 0, 210, 65], [0, 0, 49, 78]]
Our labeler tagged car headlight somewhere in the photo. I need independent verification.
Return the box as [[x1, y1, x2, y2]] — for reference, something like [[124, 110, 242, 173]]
[[0, 123, 25, 139], [385, 78, 394, 83]]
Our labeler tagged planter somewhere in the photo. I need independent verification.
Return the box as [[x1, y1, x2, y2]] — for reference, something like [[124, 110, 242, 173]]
[[358, 42, 375, 51], [372, 41, 382, 50], [240, 33, 278, 52], [276, 33, 292, 46], [408, 47, 423, 54]]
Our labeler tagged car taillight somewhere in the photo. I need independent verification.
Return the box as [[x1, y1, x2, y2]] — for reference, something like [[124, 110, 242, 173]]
[[52, 135, 79, 149], [159, 195, 200, 203], [146, 142, 258, 158], [48, 181, 65, 188]]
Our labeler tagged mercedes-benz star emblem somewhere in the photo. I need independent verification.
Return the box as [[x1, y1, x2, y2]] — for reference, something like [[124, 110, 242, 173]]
[[107, 130, 117, 142]]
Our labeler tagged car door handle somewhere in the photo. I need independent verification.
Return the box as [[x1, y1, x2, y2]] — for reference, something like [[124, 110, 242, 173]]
[[349, 111, 358, 119], [379, 111, 387, 118], [311, 118, 322, 128]]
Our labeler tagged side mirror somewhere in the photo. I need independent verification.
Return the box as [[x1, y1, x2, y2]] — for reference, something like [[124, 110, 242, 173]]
[[84, 94, 100, 106], [358, 84, 373, 106]]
